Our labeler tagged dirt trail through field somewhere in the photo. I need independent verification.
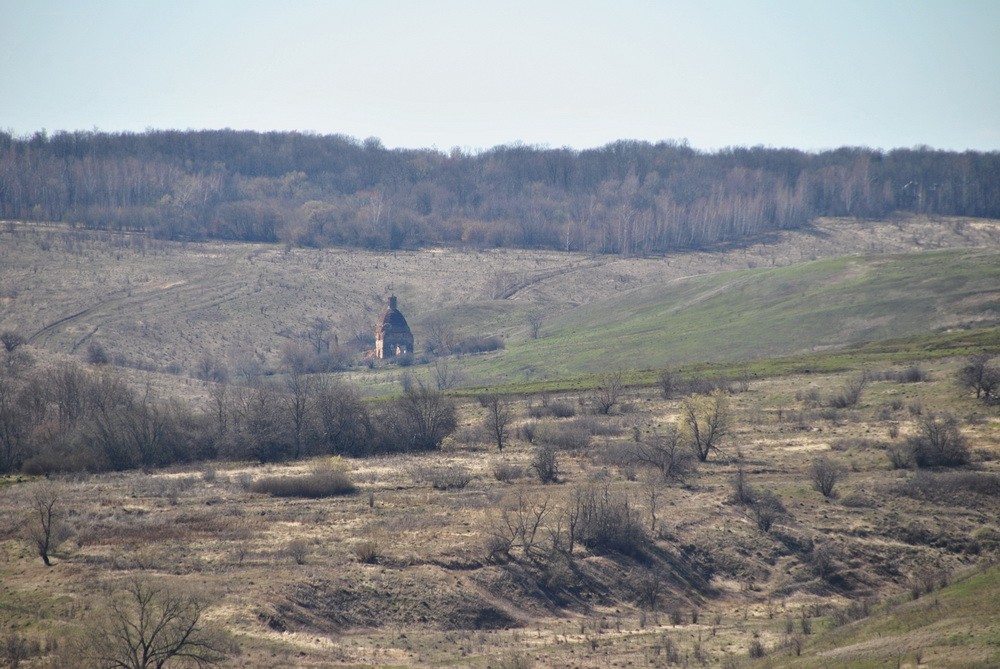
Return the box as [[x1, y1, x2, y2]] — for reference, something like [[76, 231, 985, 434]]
[[27, 248, 245, 351]]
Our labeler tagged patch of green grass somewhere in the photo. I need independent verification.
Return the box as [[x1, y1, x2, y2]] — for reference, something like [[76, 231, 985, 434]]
[[449, 249, 1000, 387], [452, 326, 1000, 397], [758, 564, 1000, 668]]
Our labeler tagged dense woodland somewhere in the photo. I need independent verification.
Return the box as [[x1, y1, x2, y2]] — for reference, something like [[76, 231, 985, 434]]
[[2, 130, 999, 253]]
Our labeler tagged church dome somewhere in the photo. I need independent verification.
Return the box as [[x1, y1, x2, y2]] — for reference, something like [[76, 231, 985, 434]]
[[376, 306, 411, 335]]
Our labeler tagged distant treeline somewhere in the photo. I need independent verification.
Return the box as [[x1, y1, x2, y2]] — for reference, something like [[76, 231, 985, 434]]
[[2, 129, 999, 253]]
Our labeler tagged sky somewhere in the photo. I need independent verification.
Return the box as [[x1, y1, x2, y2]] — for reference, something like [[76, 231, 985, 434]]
[[2, 0, 999, 153]]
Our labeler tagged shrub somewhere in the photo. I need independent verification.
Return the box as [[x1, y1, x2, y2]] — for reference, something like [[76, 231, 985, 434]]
[[287, 539, 309, 564], [86, 341, 110, 365], [730, 466, 756, 505], [251, 460, 356, 498], [519, 420, 538, 443], [454, 335, 505, 355], [492, 460, 523, 483], [422, 465, 472, 490], [533, 420, 591, 450], [352, 539, 381, 564], [887, 444, 913, 469], [531, 445, 559, 483], [896, 365, 929, 383], [547, 401, 577, 418], [896, 471, 1000, 502], [750, 490, 785, 533], [810, 456, 845, 498], [908, 413, 970, 467], [576, 484, 648, 556], [828, 373, 867, 408]]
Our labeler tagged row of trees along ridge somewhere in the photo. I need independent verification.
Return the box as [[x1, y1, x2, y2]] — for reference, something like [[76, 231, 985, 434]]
[[2, 130, 999, 253]]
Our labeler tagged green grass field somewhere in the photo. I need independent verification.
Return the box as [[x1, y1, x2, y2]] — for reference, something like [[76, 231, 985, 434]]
[[450, 249, 1000, 387]]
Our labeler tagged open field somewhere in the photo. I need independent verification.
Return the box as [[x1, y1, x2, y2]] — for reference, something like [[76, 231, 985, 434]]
[[2, 216, 1000, 397], [1, 354, 998, 667]]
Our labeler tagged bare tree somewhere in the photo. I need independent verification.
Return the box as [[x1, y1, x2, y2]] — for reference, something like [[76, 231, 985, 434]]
[[681, 390, 730, 462], [908, 413, 970, 467], [393, 378, 457, 451], [26, 483, 67, 567], [632, 426, 695, 483], [313, 378, 373, 457], [303, 317, 332, 355], [527, 311, 544, 339], [481, 393, 515, 452], [423, 317, 457, 356], [592, 370, 625, 415], [0, 370, 34, 473], [284, 370, 315, 459], [433, 357, 463, 391], [657, 369, 675, 399], [958, 353, 999, 401], [809, 456, 845, 498], [86, 577, 226, 669]]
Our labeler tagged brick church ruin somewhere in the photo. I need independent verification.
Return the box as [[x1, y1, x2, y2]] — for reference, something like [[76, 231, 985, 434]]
[[375, 296, 414, 359]]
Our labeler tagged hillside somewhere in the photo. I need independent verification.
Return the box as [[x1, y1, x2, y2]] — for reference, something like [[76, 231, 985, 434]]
[[1, 354, 998, 667], [458, 248, 1000, 383], [2, 215, 1000, 397]]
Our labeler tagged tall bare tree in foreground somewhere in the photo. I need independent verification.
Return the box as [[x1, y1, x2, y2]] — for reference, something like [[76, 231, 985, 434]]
[[26, 483, 67, 567], [86, 577, 226, 669]]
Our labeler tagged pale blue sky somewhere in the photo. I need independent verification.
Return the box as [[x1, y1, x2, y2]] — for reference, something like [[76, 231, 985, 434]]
[[2, 0, 998, 152]]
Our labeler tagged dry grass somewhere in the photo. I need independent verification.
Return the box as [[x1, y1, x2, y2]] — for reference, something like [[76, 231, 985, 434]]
[[0, 359, 997, 667], [3, 216, 999, 401]]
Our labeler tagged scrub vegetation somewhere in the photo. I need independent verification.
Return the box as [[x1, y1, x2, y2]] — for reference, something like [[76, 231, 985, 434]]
[[1, 213, 999, 667]]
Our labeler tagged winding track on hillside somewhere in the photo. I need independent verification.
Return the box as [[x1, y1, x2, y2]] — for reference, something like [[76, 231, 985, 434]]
[[27, 250, 247, 353]]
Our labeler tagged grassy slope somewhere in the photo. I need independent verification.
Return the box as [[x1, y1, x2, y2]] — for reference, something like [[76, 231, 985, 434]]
[[454, 249, 1000, 385], [758, 565, 1000, 668]]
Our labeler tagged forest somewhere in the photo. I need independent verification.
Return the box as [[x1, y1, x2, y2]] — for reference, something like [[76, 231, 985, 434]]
[[2, 129, 999, 254]]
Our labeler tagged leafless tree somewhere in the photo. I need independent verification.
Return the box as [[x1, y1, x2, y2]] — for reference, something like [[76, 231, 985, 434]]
[[284, 370, 315, 459], [313, 378, 373, 456], [681, 390, 730, 462], [303, 317, 332, 355], [527, 311, 544, 339], [85, 577, 226, 669], [592, 370, 625, 415], [26, 483, 68, 567], [632, 426, 695, 483], [393, 378, 457, 451], [0, 370, 33, 473], [657, 370, 675, 399], [423, 317, 457, 356], [958, 353, 999, 401], [489, 490, 551, 562], [481, 393, 515, 452], [433, 357, 463, 390]]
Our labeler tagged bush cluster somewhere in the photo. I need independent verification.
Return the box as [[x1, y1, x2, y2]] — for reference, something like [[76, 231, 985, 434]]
[[250, 461, 356, 498]]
